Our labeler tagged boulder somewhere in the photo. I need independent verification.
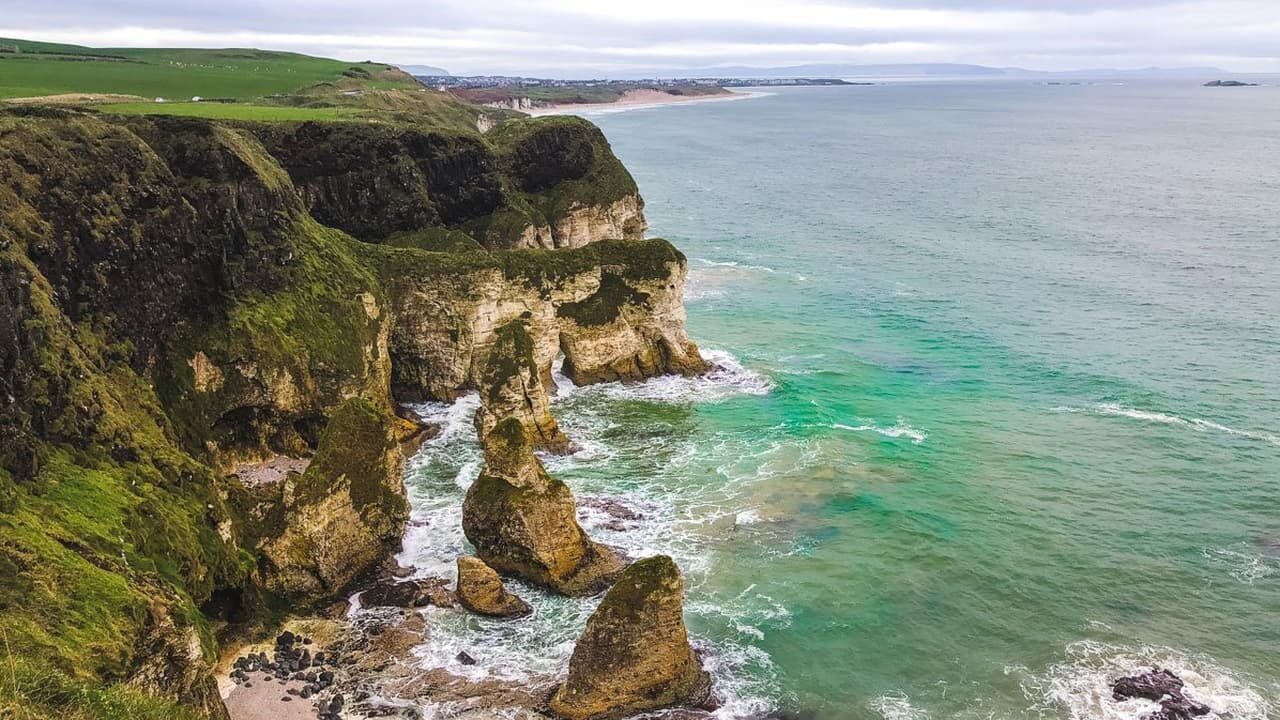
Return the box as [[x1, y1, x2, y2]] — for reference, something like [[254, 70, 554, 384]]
[[549, 555, 712, 720], [456, 556, 533, 618], [462, 418, 623, 596], [474, 319, 572, 454], [1112, 668, 1210, 720]]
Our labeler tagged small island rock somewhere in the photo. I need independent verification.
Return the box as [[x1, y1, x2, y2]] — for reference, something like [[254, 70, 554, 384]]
[[462, 417, 623, 596], [549, 555, 712, 720], [456, 555, 533, 618]]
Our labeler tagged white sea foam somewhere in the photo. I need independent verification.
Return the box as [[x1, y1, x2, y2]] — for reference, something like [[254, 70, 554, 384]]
[[552, 348, 772, 405], [872, 692, 930, 720], [1017, 640, 1274, 720], [833, 421, 928, 445], [1203, 544, 1277, 584], [381, 351, 787, 717], [1055, 404, 1280, 447]]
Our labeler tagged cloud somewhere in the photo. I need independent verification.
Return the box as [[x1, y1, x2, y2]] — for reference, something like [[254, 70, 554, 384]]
[[1, 0, 1277, 74]]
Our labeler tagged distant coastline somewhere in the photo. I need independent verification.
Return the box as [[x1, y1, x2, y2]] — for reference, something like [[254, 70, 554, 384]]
[[524, 87, 766, 116]]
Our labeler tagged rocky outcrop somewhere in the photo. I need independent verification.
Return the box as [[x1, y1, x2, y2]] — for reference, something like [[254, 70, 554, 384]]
[[0, 103, 700, 717], [382, 238, 706, 402], [261, 398, 409, 598], [462, 418, 623, 596], [456, 556, 533, 618], [1112, 669, 1210, 720], [474, 318, 572, 453], [550, 555, 712, 720], [549, 195, 646, 249], [248, 115, 644, 251]]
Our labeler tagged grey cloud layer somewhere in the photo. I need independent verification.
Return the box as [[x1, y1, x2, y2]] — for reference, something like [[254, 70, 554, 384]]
[[1, 0, 1277, 74]]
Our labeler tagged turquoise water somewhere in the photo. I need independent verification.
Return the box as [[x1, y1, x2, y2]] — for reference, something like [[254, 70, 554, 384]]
[[400, 82, 1280, 719]]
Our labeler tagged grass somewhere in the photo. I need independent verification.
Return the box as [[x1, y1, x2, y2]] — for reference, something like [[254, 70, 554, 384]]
[[101, 101, 363, 121], [0, 39, 412, 101]]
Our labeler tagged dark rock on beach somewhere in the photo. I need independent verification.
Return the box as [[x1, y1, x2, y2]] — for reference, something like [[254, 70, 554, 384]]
[[1113, 669, 1210, 720], [361, 577, 456, 608]]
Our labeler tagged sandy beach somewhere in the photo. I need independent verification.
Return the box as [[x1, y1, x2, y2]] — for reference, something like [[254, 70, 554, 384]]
[[525, 88, 764, 116]]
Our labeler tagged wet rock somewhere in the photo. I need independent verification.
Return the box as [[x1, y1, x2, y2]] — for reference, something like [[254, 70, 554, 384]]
[[550, 555, 712, 720], [1113, 669, 1210, 720], [456, 651, 478, 665], [463, 418, 623, 596], [456, 556, 533, 618], [361, 577, 456, 608]]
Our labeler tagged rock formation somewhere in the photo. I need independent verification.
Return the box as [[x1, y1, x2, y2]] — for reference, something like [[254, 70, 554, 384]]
[[261, 398, 409, 598], [456, 555, 533, 618], [462, 418, 624, 596], [1112, 669, 1210, 720], [384, 238, 707, 402], [550, 555, 712, 720], [0, 96, 701, 716], [474, 318, 572, 452]]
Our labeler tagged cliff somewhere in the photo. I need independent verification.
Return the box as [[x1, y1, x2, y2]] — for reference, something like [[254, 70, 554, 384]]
[[0, 105, 704, 719]]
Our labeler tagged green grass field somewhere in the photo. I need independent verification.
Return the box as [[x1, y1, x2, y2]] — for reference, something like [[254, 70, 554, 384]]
[[100, 101, 363, 121], [0, 37, 413, 100]]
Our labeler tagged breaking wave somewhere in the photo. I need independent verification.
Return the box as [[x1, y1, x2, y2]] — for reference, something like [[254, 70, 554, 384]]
[[1055, 404, 1280, 447], [1015, 640, 1273, 720]]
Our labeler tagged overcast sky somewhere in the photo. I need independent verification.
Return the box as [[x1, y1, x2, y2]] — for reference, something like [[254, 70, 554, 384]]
[[2, 0, 1278, 76]]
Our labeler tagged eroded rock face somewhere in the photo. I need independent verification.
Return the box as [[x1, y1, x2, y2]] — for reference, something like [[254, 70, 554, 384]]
[[261, 398, 409, 598], [462, 418, 623, 596], [549, 195, 646, 249], [550, 555, 712, 720], [386, 239, 706, 402], [456, 556, 532, 618], [474, 318, 572, 453]]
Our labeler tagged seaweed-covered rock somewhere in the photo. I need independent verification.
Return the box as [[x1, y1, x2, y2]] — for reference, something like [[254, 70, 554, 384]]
[[550, 556, 712, 720], [456, 555, 532, 618], [462, 418, 622, 596], [474, 318, 571, 453], [262, 398, 408, 598]]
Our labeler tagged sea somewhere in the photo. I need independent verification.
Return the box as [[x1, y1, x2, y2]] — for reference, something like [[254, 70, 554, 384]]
[[393, 80, 1280, 720]]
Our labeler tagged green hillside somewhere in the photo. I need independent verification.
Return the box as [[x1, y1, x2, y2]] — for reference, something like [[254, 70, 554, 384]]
[[0, 38, 418, 100]]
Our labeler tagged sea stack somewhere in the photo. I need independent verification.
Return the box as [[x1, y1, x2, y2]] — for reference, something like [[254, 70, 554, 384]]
[[462, 417, 623, 595], [474, 318, 573, 453], [456, 555, 533, 618], [550, 555, 712, 720]]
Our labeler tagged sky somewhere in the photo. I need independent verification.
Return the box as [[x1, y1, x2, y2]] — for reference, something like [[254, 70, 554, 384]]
[[2, 0, 1278, 76]]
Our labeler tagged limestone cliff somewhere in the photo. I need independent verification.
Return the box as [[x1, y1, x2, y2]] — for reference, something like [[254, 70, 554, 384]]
[[462, 418, 623, 595], [247, 114, 645, 251], [381, 239, 706, 402], [550, 556, 712, 720], [0, 101, 703, 720]]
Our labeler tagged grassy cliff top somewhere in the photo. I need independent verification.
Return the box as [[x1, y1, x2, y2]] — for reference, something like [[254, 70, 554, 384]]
[[0, 38, 416, 100], [0, 38, 499, 129]]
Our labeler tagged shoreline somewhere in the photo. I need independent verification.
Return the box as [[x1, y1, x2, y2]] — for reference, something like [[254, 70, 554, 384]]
[[525, 88, 767, 116]]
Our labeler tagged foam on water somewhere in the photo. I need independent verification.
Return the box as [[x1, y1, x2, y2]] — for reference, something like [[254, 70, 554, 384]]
[[1203, 544, 1278, 584], [383, 350, 788, 716], [552, 349, 773, 405], [833, 421, 928, 445], [1054, 404, 1280, 447], [872, 693, 930, 720], [1017, 640, 1274, 720]]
